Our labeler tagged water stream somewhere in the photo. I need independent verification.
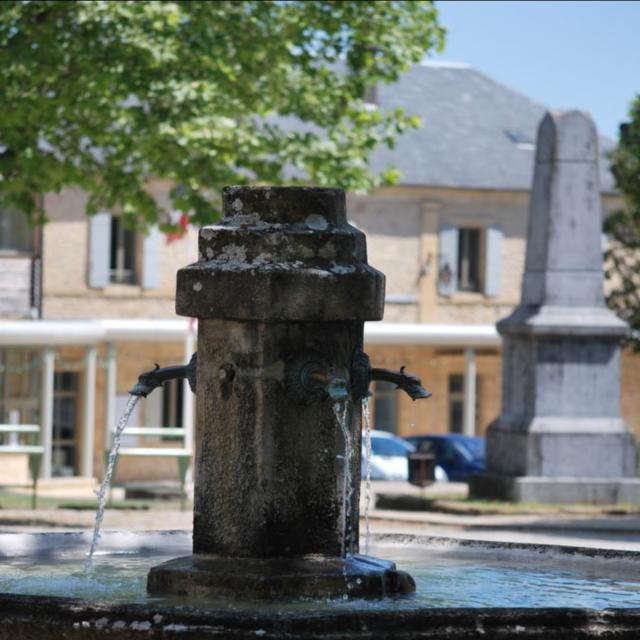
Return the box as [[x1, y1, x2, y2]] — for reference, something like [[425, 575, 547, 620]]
[[361, 397, 372, 556], [84, 394, 141, 572], [333, 400, 353, 557]]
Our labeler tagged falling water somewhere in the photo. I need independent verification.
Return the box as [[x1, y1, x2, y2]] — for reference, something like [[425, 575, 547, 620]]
[[361, 397, 372, 556], [85, 394, 141, 573], [333, 400, 353, 558]]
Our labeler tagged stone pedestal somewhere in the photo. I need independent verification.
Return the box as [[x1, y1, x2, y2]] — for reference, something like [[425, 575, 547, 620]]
[[470, 112, 640, 504], [149, 186, 414, 598], [148, 554, 415, 600]]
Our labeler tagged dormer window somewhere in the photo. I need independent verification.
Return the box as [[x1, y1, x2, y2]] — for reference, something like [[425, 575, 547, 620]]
[[505, 130, 535, 151]]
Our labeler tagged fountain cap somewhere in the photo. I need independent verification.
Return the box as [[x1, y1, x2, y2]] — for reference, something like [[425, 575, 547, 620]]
[[222, 185, 347, 225], [176, 186, 385, 322]]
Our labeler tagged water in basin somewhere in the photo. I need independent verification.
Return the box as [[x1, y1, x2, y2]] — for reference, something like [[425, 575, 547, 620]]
[[1, 532, 639, 611]]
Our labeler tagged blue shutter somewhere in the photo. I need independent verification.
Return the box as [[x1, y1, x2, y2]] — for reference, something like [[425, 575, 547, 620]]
[[142, 225, 162, 289], [484, 224, 503, 297], [438, 224, 458, 297], [88, 212, 111, 289]]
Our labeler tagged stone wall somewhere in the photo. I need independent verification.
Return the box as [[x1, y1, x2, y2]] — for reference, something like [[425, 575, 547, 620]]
[[349, 187, 621, 326], [41, 184, 621, 325], [41, 185, 197, 320]]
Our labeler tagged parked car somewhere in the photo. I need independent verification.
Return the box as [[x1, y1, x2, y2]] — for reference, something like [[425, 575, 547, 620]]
[[361, 430, 415, 481], [403, 434, 486, 482]]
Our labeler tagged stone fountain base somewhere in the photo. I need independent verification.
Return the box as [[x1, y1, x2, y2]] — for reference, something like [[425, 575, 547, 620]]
[[147, 553, 415, 599]]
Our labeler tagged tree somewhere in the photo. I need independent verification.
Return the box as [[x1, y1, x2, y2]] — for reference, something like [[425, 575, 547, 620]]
[[606, 96, 640, 350], [0, 1, 444, 230]]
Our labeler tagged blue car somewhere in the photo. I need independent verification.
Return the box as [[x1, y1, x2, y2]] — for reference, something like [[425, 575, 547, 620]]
[[403, 434, 486, 482]]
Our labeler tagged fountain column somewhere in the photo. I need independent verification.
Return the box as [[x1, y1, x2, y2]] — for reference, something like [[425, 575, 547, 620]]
[[148, 186, 415, 598], [470, 111, 640, 504]]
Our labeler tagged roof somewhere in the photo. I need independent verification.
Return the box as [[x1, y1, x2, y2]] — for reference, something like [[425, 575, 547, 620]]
[[368, 62, 616, 193]]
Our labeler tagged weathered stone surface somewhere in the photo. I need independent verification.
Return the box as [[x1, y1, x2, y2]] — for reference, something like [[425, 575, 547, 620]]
[[469, 474, 640, 504], [169, 186, 391, 598], [520, 111, 618, 311], [472, 112, 636, 504], [176, 186, 384, 321], [147, 554, 415, 600], [193, 318, 363, 557], [3, 593, 640, 639]]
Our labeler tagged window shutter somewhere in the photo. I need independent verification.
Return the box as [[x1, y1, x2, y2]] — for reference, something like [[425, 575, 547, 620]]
[[484, 224, 503, 297], [142, 225, 162, 289], [438, 224, 458, 297], [88, 212, 111, 289]]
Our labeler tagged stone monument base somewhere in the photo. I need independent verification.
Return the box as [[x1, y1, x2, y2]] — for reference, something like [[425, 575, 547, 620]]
[[469, 473, 640, 504], [147, 553, 416, 600]]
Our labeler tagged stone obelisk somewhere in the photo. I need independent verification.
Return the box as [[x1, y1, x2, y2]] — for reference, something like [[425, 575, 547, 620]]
[[470, 111, 640, 504]]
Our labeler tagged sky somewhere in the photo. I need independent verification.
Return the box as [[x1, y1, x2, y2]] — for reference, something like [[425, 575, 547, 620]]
[[431, 1, 640, 140]]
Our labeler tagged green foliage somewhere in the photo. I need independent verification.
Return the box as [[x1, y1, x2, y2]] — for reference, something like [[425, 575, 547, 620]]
[[606, 95, 640, 350], [0, 1, 444, 230]]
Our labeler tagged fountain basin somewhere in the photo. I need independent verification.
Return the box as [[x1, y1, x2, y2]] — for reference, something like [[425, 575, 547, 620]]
[[2, 531, 640, 638]]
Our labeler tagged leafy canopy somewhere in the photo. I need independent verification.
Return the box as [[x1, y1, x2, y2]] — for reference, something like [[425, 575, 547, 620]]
[[606, 95, 640, 349], [0, 0, 444, 230]]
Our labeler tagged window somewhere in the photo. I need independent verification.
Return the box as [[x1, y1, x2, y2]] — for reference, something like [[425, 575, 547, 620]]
[[449, 375, 464, 434], [89, 213, 161, 289], [0, 349, 40, 427], [52, 372, 78, 477], [438, 224, 502, 298], [162, 378, 183, 428], [0, 208, 33, 252], [373, 381, 398, 434], [457, 228, 482, 292], [448, 374, 482, 434], [109, 216, 137, 284]]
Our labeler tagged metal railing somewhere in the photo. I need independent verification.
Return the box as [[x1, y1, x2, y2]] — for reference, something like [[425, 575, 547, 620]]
[[107, 426, 192, 510], [0, 424, 44, 508]]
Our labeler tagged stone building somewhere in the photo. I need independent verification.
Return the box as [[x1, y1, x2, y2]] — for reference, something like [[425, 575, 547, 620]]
[[0, 61, 637, 488]]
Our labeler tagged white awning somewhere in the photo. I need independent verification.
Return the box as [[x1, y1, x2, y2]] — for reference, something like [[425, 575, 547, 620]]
[[0, 319, 500, 348], [0, 320, 106, 346], [364, 323, 501, 347]]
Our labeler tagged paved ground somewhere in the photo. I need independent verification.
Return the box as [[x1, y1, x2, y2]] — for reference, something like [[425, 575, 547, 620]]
[[1, 481, 640, 552]]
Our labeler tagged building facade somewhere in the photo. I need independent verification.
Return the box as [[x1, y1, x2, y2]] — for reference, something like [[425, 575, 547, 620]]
[[0, 62, 637, 487]]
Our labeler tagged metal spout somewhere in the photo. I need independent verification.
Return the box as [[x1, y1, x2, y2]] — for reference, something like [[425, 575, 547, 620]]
[[129, 353, 197, 397], [369, 366, 431, 401], [310, 370, 350, 402], [285, 352, 350, 405], [351, 348, 431, 402]]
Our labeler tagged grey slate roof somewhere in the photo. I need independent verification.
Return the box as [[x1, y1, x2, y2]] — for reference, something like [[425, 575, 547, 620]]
[[369, 62, 616, 193]]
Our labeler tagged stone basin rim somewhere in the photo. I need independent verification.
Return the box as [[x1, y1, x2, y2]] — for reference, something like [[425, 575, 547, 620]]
[[1, 593, 640, 640], [2, 530, 640, 565]]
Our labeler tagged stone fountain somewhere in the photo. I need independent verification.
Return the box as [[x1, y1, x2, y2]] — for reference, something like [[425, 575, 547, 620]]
[[136, 185, 426, 600]]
